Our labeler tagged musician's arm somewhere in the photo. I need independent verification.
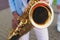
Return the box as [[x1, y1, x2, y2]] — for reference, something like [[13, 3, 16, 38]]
[[8, 0, 19, 19]]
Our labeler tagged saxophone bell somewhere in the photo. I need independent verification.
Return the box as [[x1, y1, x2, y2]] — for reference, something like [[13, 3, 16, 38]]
[[29, 1, 54, 29]]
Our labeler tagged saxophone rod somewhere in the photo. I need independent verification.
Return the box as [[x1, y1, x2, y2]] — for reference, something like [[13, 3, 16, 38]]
[[8, 19, 28, 39], [8, 21, 23, 39]]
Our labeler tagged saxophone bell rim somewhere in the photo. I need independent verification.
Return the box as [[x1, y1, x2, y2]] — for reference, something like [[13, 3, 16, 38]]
[[29, 1, 54, 29]]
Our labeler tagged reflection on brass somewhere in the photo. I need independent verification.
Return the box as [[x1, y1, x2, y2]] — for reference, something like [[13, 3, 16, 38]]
[[8, 0, 54, 40]]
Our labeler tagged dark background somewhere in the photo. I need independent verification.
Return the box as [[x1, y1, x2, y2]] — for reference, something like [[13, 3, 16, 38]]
[[0, 0, 9, 10]]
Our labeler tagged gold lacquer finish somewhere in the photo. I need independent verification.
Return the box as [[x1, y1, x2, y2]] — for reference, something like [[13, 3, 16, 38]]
[[8, 0, 54, 40]]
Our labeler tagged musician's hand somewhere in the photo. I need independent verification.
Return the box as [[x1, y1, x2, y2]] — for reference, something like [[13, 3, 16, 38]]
[[12, 11, 19, 19], [12, 11, 19, 29]]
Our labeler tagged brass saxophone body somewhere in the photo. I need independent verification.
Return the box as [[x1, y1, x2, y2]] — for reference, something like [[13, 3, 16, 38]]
[[8, 0, 39, 40], [8, 0, 54, 40]]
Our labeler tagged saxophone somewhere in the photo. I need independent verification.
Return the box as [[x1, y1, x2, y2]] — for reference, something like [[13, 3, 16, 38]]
[[8, 0, 54, 40], [8, 0, 39, 40]]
